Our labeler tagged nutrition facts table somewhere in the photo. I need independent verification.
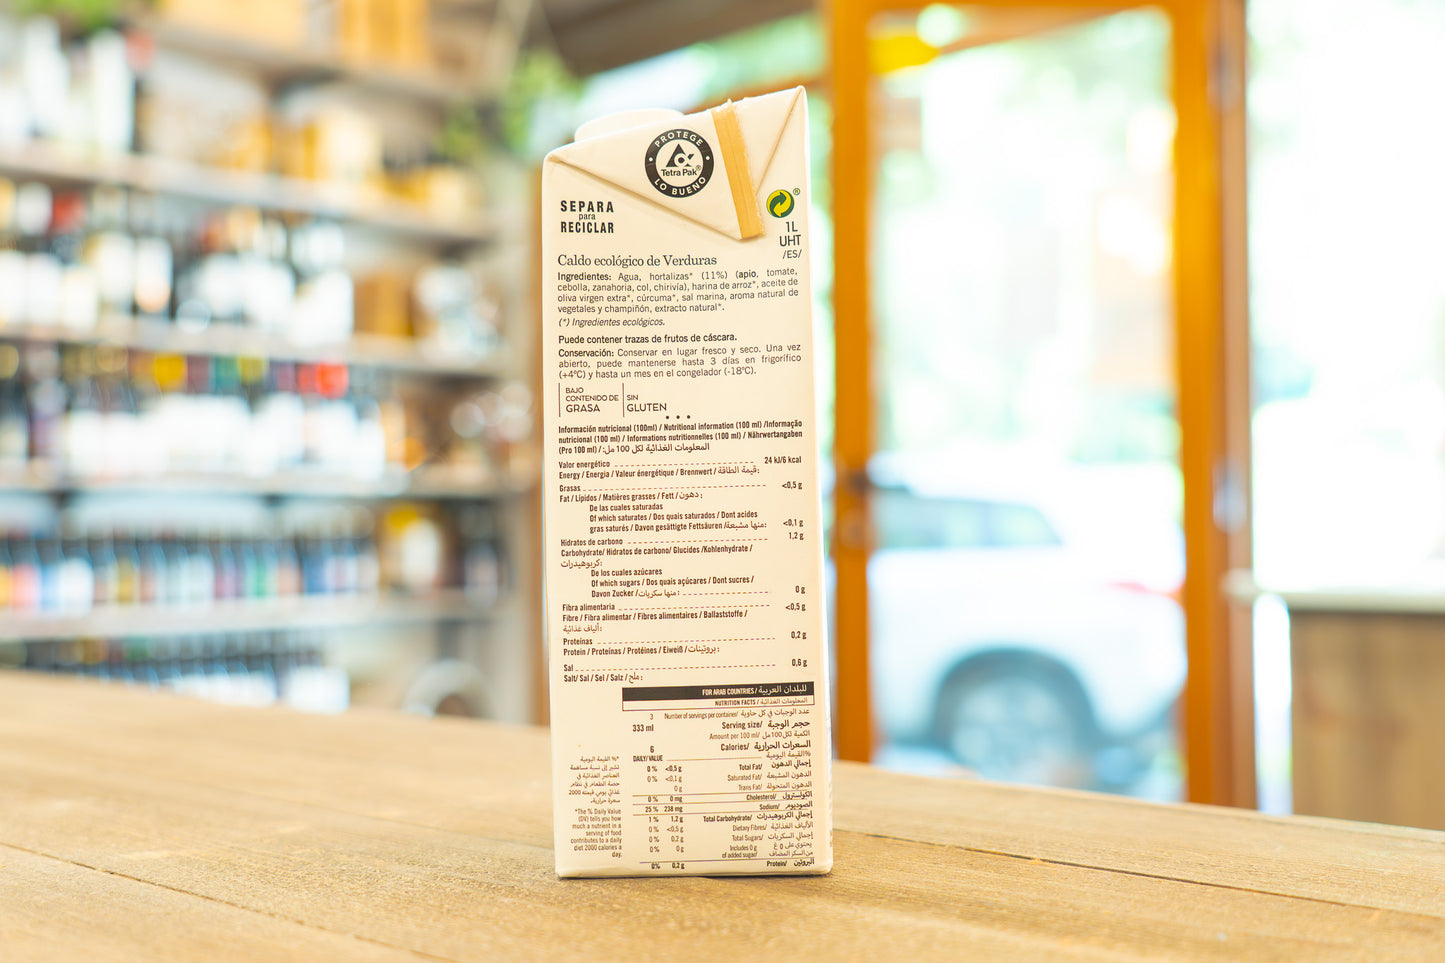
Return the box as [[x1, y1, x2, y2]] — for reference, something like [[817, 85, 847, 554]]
[[550, 385, 828, 875], [621, 684, 818, 871]]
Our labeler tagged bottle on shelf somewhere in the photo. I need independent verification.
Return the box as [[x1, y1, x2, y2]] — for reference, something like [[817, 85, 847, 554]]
[[80, 29, 136, 156], [355, 515, 381, 595], [330, 520, 359, 596], [290, 220, 353, 344], [192, 208, 247, 328], [150, 637, 180, 688], [0, 179, 27, 327], [61, 346, 103, 477], [125, 638, 162, 689], [137, 526, 166, 606], [182, 530, 215, 607], [210, 356, 252, 473], [17, 181, 60, 328], [281, 628, 350, 712], [9, 530, 42, 613], [34, 528, 60, 612], [52, 190, 99, 331], [89, 527, 117, 608], [113, 528, 140, 606], [300, 521, 330, 596], [253, 359, 305, 474], [129, 348, 166, 476], [241, 212, 296, 331], [149, 351, 189, 472], [212, 527, 241, 601], [176, 353, 219, 472], [246, 523, 275, 599], [174, 636, 200, 687], [85, 184, 137, 318], [274, 522, 301, 597], [349, 366, 388, 480], [460, 508, 502, 608], [56, 522, 94, 614], [18, 17, 68, 143], [97, 345, 139, 477], [24, 343, 66, 466], [315, 362, 359, 474], [159, 529, 189, 606], [0, 343, 30, 466], [131, 192, 175, 325], [0, 528, 11, 609]]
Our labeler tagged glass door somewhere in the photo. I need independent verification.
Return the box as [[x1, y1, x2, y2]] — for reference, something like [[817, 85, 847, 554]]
[[830, 0, 1252, 805], [862, 9, 1184, 796]]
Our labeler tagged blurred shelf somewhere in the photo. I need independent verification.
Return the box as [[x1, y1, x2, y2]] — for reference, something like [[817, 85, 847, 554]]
[[1225, 568, 1445, 614], [134, 17, 494, 105], [398, 463, 533, 499], [0, 463, 531, 500], [0, 142, 494, 246], [0, 589, 493, 641], [0, 317, 506, 379]]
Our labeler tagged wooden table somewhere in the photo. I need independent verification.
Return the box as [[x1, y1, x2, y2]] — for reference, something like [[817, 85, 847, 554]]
[[3, 673, 1443, 960]]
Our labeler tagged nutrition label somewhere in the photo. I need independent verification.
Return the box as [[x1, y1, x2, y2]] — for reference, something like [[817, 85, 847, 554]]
[[566, 684, 819, 872], [543, 90, 830, 877], [548, 259, 825, 873]]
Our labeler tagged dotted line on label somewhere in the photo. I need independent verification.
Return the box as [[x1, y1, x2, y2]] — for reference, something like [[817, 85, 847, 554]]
[[615, 604, 770, 611], [562, 639, 775, 644], [599, 462, 758, 468], [673, 584, 768, 592], [593, 665, 775, 670], [628, 539, 768, 544], [577, 485, 767, 491]]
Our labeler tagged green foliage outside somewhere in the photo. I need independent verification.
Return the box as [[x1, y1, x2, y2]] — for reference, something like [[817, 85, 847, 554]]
[[15, 0, 146, 31]]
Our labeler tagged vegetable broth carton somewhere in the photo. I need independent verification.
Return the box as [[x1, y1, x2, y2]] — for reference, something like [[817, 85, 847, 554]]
[[542, 88, 832, 877]]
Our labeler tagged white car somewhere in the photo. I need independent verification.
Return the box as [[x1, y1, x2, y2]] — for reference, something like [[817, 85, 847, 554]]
[[862, 459, 1186, 790]]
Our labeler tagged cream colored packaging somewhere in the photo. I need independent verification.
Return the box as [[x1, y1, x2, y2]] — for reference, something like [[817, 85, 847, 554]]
[[542, 88, 832, 878]]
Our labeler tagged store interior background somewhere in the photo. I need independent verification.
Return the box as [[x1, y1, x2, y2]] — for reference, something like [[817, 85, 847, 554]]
[[4, 0, 1441, 828]]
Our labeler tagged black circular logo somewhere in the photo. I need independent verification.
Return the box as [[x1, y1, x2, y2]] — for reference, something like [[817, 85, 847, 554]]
[[645, 129, 715, 198]]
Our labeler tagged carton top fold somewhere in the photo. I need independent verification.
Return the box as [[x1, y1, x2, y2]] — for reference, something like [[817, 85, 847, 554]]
[[548, 87, 804, 242]]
